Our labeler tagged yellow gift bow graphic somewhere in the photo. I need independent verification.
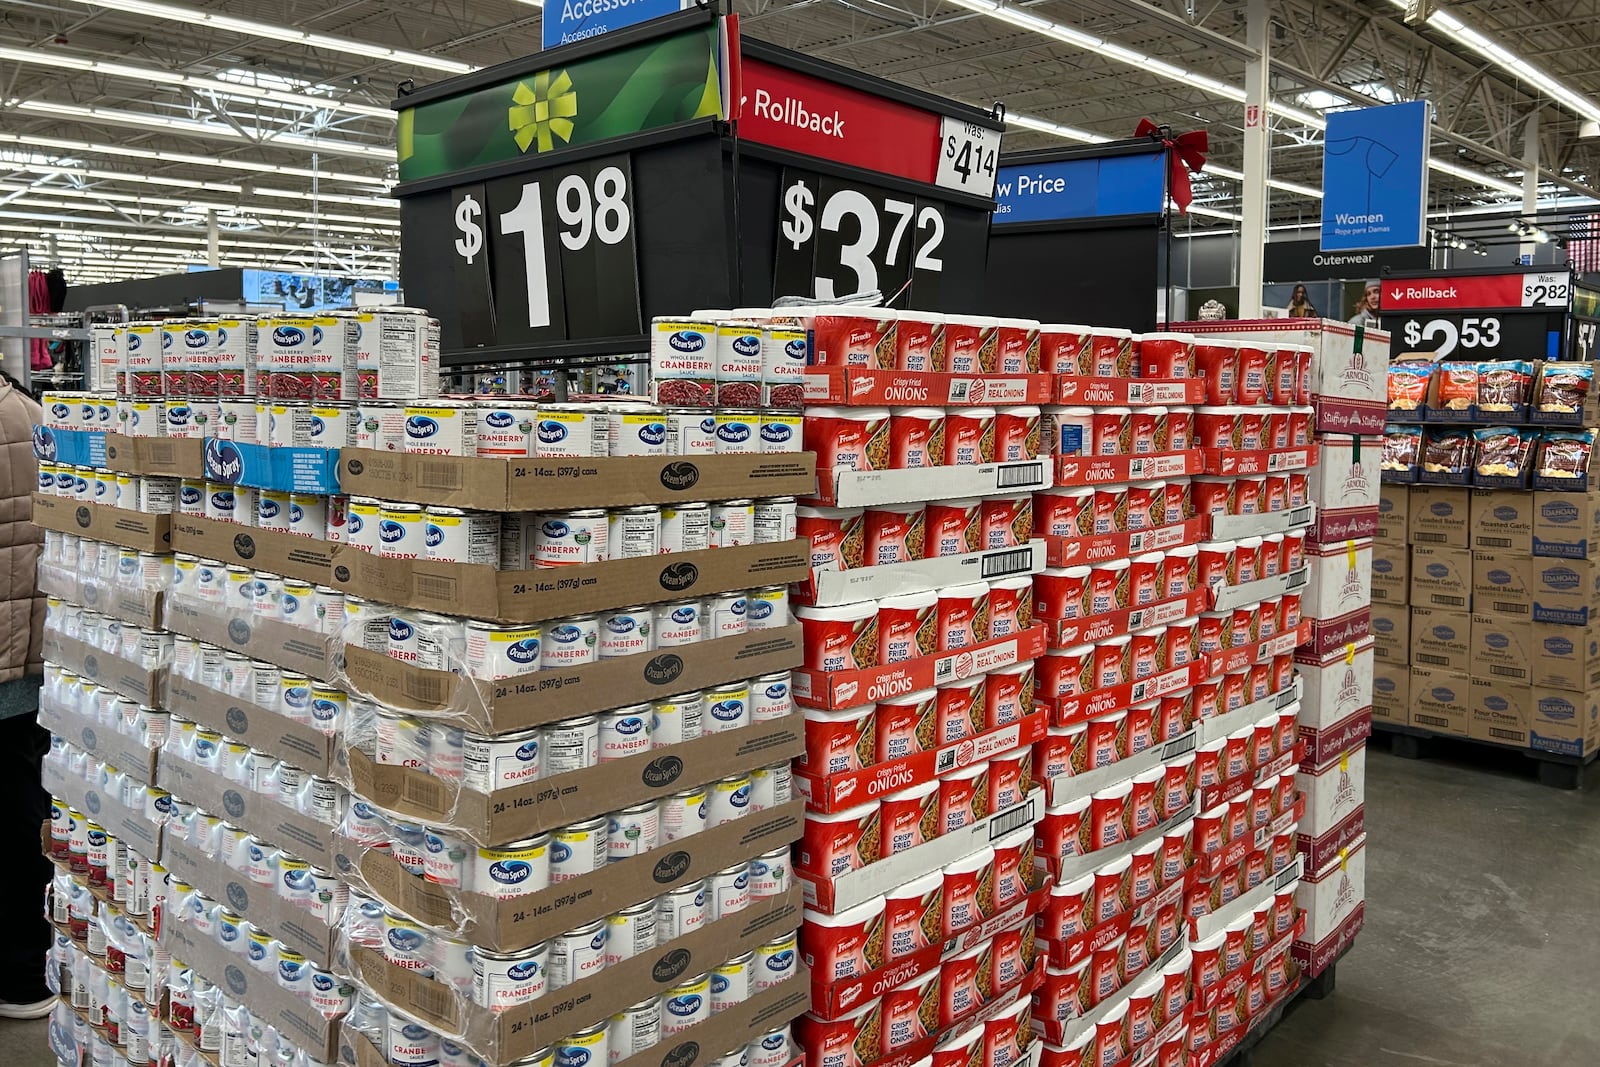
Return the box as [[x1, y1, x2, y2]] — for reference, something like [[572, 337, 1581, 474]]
[[510, 71, 578, 154]]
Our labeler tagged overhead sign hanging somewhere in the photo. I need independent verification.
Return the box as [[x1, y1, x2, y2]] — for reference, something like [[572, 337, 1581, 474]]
[[543, 0, 694, 49], [992, 152, 1165, 225], [1320, 100, 1430, 252]]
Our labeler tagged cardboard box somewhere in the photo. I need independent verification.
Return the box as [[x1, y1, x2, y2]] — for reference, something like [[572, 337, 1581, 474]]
[[163, 597, 333, 682], [330, 539, 811, 624], [351, 888, 804, 1062], [1370, 661, 1408, 725], [201, 438, 339, 494], [38, 696, 159, 785], [1471, 552, 1535, 618], [1369, 603, 1409, 663], [168, 515, 337, 586], [346, 714, 802, 846], [161, 834, 338, 964], [338, 447, 818, 512], [37, 562, 163, 630], [1306, 436, 1380, 542], [1531, 622, 1600, 692], [1299, 609, 1371, 660], [1531, 559, 1600, 625], [342, 625, 802, 734], [102, 433, 203, 478], [1408, 545, 1471, 610], [1532, 491, 1600, 559], [1293, 637, 1373, 731], [1408, 665, 1469, 737], [1407, 486, 1469, 548], [164, 672, 339, 777], [1376, 484, 1409, 544], [40, 629, 163, 706], [1301, 539, 1371, 624], [339, 799, 803, 952], [41, 746, 163, 859], [1470, 615, 1534, 684], [1408, 608, 1470, 673], [1296, 743, 1365, 838], [32, 493, 171, 554], [808, 540, 1045, 609], [1530, 688, 1600, 758], [1469, 490, 1534, 554], [165, 915, 339, 1060], [1369, 543, 1409, 603], [824, 459, 1048, 509], [157, 751, 338, 869], [1295, 835, 1366, 947], [1467, 678, 1531, 748]]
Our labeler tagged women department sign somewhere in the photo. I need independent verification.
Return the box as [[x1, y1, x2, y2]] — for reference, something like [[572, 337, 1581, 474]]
[[1320, 101, 1430, 251]]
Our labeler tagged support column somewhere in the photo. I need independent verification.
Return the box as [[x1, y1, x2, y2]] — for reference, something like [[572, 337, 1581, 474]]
[[207, 209, 220, 268], [1238, 0, 1270, 317], [1521, 111, 1539, 263]]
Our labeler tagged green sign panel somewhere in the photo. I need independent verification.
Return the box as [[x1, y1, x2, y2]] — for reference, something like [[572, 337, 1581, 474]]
[[397, 25, 724, 183]]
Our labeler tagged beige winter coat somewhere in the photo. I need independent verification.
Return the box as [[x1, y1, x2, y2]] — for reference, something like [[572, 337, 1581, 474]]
[[0, 378, 43, 715]]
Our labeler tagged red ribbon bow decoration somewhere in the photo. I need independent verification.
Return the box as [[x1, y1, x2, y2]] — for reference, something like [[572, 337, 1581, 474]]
[[1136, 118, 1209, 213]]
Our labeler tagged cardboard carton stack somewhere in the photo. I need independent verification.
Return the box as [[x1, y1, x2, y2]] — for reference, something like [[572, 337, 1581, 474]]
[[1372, 482, 1600, 758]]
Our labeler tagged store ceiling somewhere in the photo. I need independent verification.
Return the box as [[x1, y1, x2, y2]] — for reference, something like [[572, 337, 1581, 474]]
[[2, 0, 1599, 281]]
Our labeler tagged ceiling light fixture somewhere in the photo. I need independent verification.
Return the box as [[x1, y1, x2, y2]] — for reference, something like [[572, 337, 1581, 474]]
[[0, 134, 393, 189], [11, 101, 393, 160]]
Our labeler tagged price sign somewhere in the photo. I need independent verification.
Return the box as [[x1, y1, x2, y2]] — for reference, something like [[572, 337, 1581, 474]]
[[935, 116, 1001, 197], [1522, 272, 1571, 308], [1391, 312, 1553, 359], [773, 170, 951, 303], [401, 153, 642, 350], [1573, 318, 1599, 362]]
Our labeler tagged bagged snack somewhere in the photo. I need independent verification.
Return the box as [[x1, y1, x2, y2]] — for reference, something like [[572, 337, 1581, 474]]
[[1537, 363, 1595, 415], [1422, 428, 1473, 476], [1387, 362, 1432, 412], [1381, 426, 1422, 472], [1537, 430, 1595, 480], [1477, 360, 1534, 412], [1436, 362, 1479, 411], [1472, 426, 1534, 480]]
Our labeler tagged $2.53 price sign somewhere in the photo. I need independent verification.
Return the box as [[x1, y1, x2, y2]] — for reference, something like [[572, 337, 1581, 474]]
[[772, 169, 955, 305], [404, 152, 642, 350], [1396, 312, 1555, 360]]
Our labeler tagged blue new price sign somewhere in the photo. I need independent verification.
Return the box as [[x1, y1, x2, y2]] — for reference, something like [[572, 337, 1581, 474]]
[[993, 153, 1165, 225], [1321, 100, 1430, 251], [543, 0, 691, 48]]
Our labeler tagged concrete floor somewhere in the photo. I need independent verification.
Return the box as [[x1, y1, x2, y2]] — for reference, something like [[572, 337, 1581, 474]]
[[4, 738, 1596, 1067]]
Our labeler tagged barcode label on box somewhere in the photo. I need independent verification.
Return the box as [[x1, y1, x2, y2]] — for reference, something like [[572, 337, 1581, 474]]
[[1415, 533, 1446, 543], [416, 461, 466, 491], [1477, 537, 1511, 548], [415, 575, 457, 602], [1415, 653, 1449, 666], [989, 801, 1034, 839], [982, 548, 1033, 579], [1493, 601, 1529, 615], [996, 463, 1044, 489], [1432, 595, 1466, 607], [1491, 665, 1528, 679]]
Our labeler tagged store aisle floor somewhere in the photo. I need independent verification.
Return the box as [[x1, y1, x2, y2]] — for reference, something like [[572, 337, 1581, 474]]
[[1252, 738, 1600, 1067]]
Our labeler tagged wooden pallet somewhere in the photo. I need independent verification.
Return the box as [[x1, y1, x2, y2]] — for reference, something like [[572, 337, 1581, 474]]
[[1373, 722, 1597, 790]]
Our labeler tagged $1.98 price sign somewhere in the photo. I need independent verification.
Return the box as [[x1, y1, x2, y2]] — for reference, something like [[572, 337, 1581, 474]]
[[423, 152, 642, 349], [772, 169, 955, 306]]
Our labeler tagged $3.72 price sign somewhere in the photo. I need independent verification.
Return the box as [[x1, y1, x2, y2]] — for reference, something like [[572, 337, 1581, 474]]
[[408, 152, 642, 350], [772, 169, 953, 305]]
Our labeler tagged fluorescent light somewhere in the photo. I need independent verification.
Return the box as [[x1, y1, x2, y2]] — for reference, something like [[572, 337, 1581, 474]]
[[67, 0, 474, 75], [0, 133, 391, 188], [12, 101, 393, 160], [0, 45, 392, 119], [251, 186, 399, 208]]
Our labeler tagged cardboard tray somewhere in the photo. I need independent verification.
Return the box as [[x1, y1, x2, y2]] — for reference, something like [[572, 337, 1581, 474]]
[[328, 539, 811, 624], [41, 752, 164, 861], [163, 598, 334, 682], [160, 833, 340, 965], [337, 447, 818, 511], [351, 889, 803, 1061], [37, 563, 163, 630], [1200, 445, 1318, 476], [1051, 377, 1206, 406], [1051, 451, 1203, 488], [1195, 913, 1306, 1016], [1193, 797, 1304, 881], [202, 439, 341, 494], [1043, 518, 1205, 569], [165, 914, 341, 1061], [1195, 742, 1305, 814], [802, 367, 1054, 406], [348, 973, 812, 1067], [803, 541, 1044, 609], [1038, 663, 1199, 732], [32, 493, 171, 553], [1189, 856, 1303, 943], [38, 696, 159, 785], [164, 672, 339, 777], [1043, 590, 1207, 650], [103, 433, 204, 478], [1044, 801, 1198, 886], [1040, 940, 1187, 1052], [41, 630, 164, 706], [792, 625, 1045, 713], [1205, 505, 1315, 542], [1047, 729, 1198, 809], [156, 751, 339, 870], [169, 515, 338, 586], [1038, 866, 1186, 972], [1195, 679, 1303, 747], [797, 789, 1044, 914], [336, 799, 804, 953], [346, 713, 803, 846], [1206, 568, 1309, 612], [1199, 620, 1313, 680], [794, 711, 1048, 815], [811, 459, 1050, 509], [341, 625, 802, 733]]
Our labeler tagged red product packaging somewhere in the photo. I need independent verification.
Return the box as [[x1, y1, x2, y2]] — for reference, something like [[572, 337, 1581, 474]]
[[1277, 769, 1298, 815], [1165, 617, 1198, 668], [1232, 475, 1263, 516], [1042, 872, 1094, 942], [1093, 408, 1132, 456], [1196, 611, 1229, 656], [1288, 471, 1308, 507], [797, 603, 880, 672], [1248, 662, 1272, 702], [1038, 647, 1095, 701], [1086, 711, 1126, 767], [1275, 711, 1297, 754], [1129, 409, 1159, 455], [1272, 347, 1299, 403], [1091, 328, 1135, 377], [1197, 542, 1238, 590], [1091, 782, 1132, 850], [800, 802, 881, 877], [1166, 548, 1198, 600], [939, 946, 988, 1027], [801, 706, 878, 773], [881, 971, 941, 1055], [864, 504, 925, 567], [934, 1024, 985, 1067], [1190, 476, 1235, 517], [1262, 472, 1288, 513], [987, 575, 1034, 638], [1237, 408, 1265, 450], [1194, 342, 1238, 404], [1139, 333, 1196, 378], [1233, 538, 1261, 584], [1225, 797, 1250, 844], [804, 407, 891, 471], [1296, 350, 1313, 404], [1272, 889, 1296, 938], [924, 499, 983, 558], [1094, 638, 1129, 691], [1094, 1004, 1130, 1065], [1035, 487, 1095, 537], [981, 997, 1032, 1067], [1089, 559, 1130, 614], [801, 896, 886, 982], [1037, 963, 1093, 1036], [1264, 411, 1290, 450], [1129, 768, 1163, 836], [942, 847, 995, 933], [1166, 408, 1193, 451], [879, 591, 938, 665], [937, 582, 991, 650], [946, 408, 997, 466], [1090, 941, 1125, 1007], [880, 780, 940, 858], [1283, 531, 1305, 571], [1271, 652, 1295, 693], [811, 311, 896, 366], [1272, 832, 1296, 875], [1235, 346, 1268, 404], [996, 319, 1041, 374], [979, 496, 1032, 551], [936, 678, 986, 744], [1157, 692, 1191, 740], [884, 871, 943, 961], [1194, 409, 1239, 451], [1221, 670, 1246, 712], [1160, 754, 1195, 821], [876, 689, 937, 761], [890, 408, 947, 468], [984, 663, 1032, 728], [797, 1005, 880, 1067], [1129, 628, 1163, 681], [1036, 567, 1091, 621], [1093, 486, 1127, 534], [942, 317, 984, 374], [1124, 481, 1165, 533], [894, 315, 941, 372], [1126, 700, 1158, 754], [1193, 806, 1225, 855], [1129, 842, 1159, 907], [939, 764, 991, 833], [1040, 326, 1092, 375], [990, 826, 1035, 910], [797, 505, 866, 572], [1161, 824, 1192, 887], [994, 406, 1042, 462], [1034, 722, 1088, 780], [1037, 796, 1091, 866], [1129, 552, 1164, 607], [1289, 407, 1312, 446], [1094, 855, 1132, 923]]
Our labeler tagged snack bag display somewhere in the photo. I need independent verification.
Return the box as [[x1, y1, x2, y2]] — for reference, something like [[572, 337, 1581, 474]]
[[1381, 426, 1422, 474], [1421, 428, 1473, 477], [1386, 362, 1432, 413], [1472, 426, 1534, 482], [1477, 360, 1533, 414], [1536, 363, 1595, 415], [1435, 362, 1479, 412], [1536, 429, 1595, 481]]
